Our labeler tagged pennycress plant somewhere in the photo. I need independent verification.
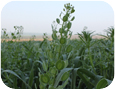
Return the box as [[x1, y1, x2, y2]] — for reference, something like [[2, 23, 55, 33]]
[[38, 3, 75, 89]]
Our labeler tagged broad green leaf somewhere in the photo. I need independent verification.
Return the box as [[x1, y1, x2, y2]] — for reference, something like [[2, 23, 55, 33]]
[[77, 71, 93, 88], [61, 71, 70, 81], [57, 78, 69, 89], [66, 45, 72, 53], [96, 78, 108, 89], [54, 68, 73, 88]]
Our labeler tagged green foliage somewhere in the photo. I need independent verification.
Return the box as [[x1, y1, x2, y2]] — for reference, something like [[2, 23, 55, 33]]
[[1, 3, 114, 89], [96, 78, 108, 89]]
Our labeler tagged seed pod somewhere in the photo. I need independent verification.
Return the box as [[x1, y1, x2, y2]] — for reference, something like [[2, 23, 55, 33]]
[[56, 18, 60, 24], [49, 67, 58, 75], [60, 38, 66, 44], [66, 45, 72, 53], [40, 74, 50, 84], [63, 8, 65, 11], [59, 28, 64, 33], [61, 71, 70, 81], [63, 15, 68, 22], [67, 22, 72, 29], [56, 60, 65, 70]]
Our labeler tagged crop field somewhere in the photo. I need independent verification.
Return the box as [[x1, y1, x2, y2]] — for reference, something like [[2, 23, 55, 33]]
[[1, 3, 114, 89]]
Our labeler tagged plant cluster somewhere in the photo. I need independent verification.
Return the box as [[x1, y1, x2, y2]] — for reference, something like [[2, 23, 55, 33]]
[[1, 3, 114, 89]]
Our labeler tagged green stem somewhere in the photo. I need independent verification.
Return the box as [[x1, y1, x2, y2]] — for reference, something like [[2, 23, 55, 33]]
[[88, 47, 96, 74]]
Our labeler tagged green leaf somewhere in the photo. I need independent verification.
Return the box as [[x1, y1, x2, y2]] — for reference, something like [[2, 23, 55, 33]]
[[57, 78, 69, 89], [42, 60, 48, 71], [71, 69, 78, 89], [77, 68, 104, 88], [56, 18, 60, 24], [28, 68, 34, 87], [77, 71, 93, 88], [2, 70, 31, 89], [61, 71, 70, 81], [66, 45, 72, 53], [54, 68, 73, 88], [96, 78, 108, 89], [71, 16, 75, 21], [64, 60, 68, 68]]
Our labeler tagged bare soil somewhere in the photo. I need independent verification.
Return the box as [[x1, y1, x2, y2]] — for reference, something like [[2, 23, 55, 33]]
[[1, 35, 105, 42]]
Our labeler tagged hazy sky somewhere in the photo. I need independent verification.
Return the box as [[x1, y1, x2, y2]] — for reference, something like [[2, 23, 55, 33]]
[[1, 1, 114, 35]]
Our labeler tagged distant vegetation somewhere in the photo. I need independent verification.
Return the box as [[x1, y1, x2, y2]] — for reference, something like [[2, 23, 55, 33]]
[[1, 3, 114, 89]]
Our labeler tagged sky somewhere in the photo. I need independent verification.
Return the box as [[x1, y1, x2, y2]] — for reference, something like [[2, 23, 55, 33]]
[[1, 1, 114, 35]]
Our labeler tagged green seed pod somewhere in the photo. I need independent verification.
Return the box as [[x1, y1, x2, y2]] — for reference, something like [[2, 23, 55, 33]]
[[59, 28, 64, 33], [40, 74, 50, 84], [63, 8, 65, 11], [4, 31, 6, 34], [49, 67, 58, 75], [61, 71, 70, 81], [60, 38, 66, 44], [56, 18, 60, 24], [67, 22, 72, 29], [71, 16, 75, 21], [63, 15, 68, 22], [11, 33, 14, 36], [66, 45, 72, 53], [56, 60, 65, 70]]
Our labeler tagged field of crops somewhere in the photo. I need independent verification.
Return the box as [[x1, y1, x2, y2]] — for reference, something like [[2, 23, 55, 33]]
[[1, 3, 114, 89]]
